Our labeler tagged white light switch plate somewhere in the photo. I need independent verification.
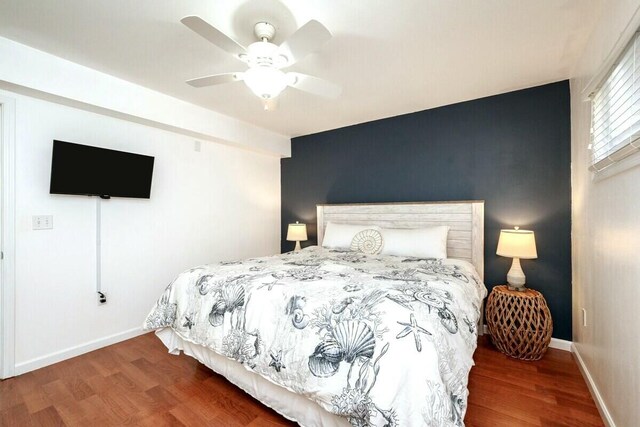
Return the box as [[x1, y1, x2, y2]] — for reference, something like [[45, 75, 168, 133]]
[[32, 215, 53, 230]]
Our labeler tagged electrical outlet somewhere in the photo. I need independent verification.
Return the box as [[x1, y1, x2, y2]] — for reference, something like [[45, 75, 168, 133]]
[[32, 215, 53, 230], [582, 308, 587, 327]]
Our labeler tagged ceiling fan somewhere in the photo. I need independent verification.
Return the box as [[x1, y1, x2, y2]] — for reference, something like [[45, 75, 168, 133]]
[[181, 16, 341, 110]]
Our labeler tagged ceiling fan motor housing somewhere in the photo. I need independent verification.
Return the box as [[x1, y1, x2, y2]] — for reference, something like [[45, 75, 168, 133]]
[[245, 41, 287, 68]]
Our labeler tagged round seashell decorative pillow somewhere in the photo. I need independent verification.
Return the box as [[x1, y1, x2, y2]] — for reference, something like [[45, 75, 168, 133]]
[[350, 229, 384, 255]]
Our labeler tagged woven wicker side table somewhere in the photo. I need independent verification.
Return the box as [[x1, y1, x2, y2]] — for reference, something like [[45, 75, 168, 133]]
[[486, 285, 553, 361]]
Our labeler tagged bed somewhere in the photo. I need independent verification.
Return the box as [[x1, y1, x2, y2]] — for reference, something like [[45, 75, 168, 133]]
[[144, 201, 487, 426]]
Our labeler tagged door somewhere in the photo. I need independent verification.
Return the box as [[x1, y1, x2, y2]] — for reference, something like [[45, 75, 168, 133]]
[[0, 97, 16, 379]]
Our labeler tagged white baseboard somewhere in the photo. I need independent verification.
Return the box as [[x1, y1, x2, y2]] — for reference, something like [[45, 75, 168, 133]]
[[549, 337, 573, 352], [572, 343, 616, 427], [481, 325, 573, 352], [14, 327, 145, 376]]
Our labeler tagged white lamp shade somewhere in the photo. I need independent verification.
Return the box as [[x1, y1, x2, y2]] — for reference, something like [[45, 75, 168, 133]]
[[497, 228, 537, 259], [243, 66, 288, 99], [287, 222, 308, 242]]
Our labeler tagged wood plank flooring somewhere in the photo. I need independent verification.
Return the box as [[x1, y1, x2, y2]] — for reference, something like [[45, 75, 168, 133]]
[[0, 333, 602, 426]]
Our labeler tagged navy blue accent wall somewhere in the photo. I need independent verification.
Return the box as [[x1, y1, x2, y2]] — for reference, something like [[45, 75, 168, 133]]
[[281, 81, 572, 340]]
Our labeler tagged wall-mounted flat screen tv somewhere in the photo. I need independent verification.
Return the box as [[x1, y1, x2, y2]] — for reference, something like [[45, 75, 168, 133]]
[[50, 140, 155, 199]]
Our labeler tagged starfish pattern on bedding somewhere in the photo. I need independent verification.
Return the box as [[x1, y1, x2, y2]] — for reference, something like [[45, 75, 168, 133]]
[[269, 350, 286, 373], [396, 313, 431, 352], [183, 316, 194, 330]]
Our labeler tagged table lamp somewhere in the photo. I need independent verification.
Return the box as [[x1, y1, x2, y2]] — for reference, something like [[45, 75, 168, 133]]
[[496, 227, 538, 291], [287, 221, 308, 252]]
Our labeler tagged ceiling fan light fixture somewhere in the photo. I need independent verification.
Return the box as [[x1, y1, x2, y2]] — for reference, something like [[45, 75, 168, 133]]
[[243, 66, 288, 99]]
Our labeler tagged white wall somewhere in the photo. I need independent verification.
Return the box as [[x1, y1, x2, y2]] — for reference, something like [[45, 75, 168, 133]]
[[5, 89, 281, 373], [571, 1, 640, 426]]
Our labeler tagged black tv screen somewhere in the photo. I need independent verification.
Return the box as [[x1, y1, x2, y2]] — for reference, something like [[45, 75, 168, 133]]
[[50, 140, 155, 199]]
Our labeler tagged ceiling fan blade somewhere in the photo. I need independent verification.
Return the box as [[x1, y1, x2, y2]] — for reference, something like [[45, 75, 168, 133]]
[[181, 16, 247, 58], [287, 72, 341, 98], [278, 20, 332, 65], [186, 73, 244, 88]]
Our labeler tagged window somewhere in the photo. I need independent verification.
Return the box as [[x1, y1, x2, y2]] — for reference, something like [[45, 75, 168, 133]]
[[590, 31, 640, 172]]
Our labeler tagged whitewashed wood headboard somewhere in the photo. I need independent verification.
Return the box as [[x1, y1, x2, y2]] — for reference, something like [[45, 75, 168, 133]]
[[316, 201, 485, 279]]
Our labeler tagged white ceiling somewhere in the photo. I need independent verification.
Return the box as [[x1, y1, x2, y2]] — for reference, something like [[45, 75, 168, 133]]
[[0, 0, 602, 137]]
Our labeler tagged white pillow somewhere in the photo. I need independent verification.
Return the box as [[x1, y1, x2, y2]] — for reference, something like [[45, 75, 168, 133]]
[[322, 222, 381, 249], [380, 226, 449, 259]]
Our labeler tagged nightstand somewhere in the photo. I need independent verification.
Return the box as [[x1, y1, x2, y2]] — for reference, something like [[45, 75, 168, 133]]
[[485, 285, 553, 361]]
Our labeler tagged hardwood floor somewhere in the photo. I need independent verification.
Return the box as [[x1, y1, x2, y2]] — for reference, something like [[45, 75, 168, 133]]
[[467, 337, 602, 426], [0, 333, 602, 426]]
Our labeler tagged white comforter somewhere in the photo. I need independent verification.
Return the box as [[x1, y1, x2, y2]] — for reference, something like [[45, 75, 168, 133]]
[[144, 246, 486, 426]]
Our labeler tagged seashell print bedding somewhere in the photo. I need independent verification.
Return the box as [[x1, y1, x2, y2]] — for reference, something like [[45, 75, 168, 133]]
[[144, 246, 487, 427]]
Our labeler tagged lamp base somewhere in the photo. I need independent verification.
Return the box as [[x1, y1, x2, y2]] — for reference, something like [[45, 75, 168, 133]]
[[294, 241, 301, 252], [506, 257, 527, 291]]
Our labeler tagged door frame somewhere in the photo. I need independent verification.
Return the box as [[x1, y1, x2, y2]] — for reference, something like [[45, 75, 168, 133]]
[[0, 94, 16, 379]]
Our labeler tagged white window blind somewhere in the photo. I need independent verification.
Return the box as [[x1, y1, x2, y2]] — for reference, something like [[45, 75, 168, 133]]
[[590, 31, 640, 172]]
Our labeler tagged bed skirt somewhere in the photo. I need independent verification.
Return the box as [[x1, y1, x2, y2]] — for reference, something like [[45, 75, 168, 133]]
[[155, 327, 350, 427]]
